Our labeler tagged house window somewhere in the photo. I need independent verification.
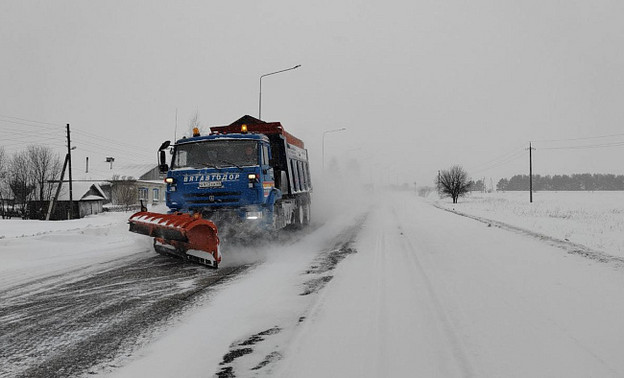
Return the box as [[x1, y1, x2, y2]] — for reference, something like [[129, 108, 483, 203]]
[[153, 188, 160, 202], [138, 188, 148, 201]]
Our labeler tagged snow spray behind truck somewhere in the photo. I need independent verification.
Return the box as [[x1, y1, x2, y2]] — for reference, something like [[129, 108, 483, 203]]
[[128, 115, 312, 268]]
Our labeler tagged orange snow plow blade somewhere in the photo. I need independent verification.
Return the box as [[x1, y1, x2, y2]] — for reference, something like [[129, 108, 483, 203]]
[[128, 211, 221, 268]]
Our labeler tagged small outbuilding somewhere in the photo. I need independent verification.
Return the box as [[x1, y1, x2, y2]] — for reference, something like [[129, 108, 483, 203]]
[[29, 182, 107, 220]]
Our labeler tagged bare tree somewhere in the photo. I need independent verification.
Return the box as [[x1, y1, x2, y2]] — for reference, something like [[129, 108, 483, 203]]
[[0, 148, 8, 218], [438, 165, 471, 204], [111, 175, 138, 211], [8, 150, 35, 216], [26, 145, 62, 202]]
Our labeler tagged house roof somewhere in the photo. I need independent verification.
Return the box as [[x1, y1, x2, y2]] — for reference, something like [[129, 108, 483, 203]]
[[56, 182, 107, 201], [75, 163, 159, 182], [82, 194, 106, 201]]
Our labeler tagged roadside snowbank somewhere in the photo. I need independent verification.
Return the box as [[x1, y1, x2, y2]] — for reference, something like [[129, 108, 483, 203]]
[[0, 211, 130, 239], [432, 191, 624, 259], [0, 210, 153, 290]]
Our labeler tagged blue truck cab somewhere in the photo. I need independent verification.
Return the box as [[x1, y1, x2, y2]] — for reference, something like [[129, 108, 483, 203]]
[[159, 115, 311, 234]]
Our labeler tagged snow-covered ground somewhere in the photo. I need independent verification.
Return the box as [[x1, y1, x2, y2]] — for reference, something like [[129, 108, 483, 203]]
[[3, 190, 624, 377], [0, 210, 152, 290], [433, 191, 624, 259]]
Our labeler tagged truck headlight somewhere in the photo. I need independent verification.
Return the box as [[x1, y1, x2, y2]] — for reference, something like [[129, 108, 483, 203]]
[[246, 211, 263, 220]]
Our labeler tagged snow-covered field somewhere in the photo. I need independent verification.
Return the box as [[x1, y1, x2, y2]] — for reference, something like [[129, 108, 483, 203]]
[[433, 191, 624, 259], [3, 190, 624, 377]]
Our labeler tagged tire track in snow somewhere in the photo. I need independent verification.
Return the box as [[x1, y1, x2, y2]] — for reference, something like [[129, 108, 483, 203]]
[[0, 254, 251, 378], [214, 216, 367, 378], [372, 226, 389, 377], [389, 206, 476, 378]]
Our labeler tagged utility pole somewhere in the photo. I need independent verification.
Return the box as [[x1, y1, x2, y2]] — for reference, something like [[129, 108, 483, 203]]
[[67, 124, 74, 219], [46, 153, 69, 220], [528, 142, 535, 203], [321, 127, 346, 171]]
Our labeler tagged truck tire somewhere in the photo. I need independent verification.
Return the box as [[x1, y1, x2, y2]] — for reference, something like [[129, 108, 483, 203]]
[[294, 203, 310, 228], [302, 203, 311, 226], [296, 204, 304, 225]]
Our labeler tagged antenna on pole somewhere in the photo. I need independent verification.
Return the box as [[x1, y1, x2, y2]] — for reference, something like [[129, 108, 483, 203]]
[[528, 142, 535, 203], [174, 108, 178, 141]]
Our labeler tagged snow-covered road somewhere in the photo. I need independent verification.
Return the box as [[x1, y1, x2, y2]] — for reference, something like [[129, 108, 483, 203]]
[[280, 193, 624, 377], [3, 191, 624, 377]]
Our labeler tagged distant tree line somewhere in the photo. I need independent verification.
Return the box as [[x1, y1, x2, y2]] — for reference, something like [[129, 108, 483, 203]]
[[497, 173, 624, 191], [468, 179, 489, 193]]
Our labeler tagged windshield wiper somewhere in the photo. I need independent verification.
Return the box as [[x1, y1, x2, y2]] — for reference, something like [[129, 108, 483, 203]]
[[219, 160, 243, 170], [200, 162, 222, 169]]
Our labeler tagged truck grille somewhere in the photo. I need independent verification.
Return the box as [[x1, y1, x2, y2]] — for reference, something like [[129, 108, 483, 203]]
[[184, 191, 242, 205]]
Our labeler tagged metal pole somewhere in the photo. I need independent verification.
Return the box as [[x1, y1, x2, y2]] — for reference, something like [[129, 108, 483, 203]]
[[259, 64, 301, 120], [322, 128, 347, 171]]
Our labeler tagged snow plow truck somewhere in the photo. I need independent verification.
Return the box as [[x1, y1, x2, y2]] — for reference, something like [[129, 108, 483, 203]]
[[128, 115, 312, 268]]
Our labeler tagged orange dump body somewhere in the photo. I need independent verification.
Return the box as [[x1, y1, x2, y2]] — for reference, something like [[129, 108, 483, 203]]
[[210, 116, 305, 149]]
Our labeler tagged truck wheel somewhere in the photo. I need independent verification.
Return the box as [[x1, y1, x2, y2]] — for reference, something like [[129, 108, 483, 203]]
[[294, 203, 310, 228], [302, 203, 311, 226], [273, 204, 285, 230], [296, 204, 305, 225]]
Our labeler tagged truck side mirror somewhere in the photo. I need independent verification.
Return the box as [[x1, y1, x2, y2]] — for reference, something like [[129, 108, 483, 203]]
[[159, 141, 171, 151], [159, 150, 169, 173]]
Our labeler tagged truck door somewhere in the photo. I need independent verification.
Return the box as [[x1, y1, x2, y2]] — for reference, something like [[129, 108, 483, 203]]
[[261, 143, 275, 198]]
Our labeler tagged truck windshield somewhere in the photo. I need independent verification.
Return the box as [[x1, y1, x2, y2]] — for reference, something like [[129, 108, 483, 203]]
[[172, 140, 258, 169]]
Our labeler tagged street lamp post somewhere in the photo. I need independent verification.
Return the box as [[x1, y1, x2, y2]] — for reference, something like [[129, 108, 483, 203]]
[[322, 128, 347, 171], [259, 64, 301, 120]]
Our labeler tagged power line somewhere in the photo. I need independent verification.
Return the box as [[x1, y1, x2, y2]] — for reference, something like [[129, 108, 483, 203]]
[[0, 114, 65, 128], [0, 135, 67, 145], [0, 115, 155, 162], [0, 118, 65, 131], [540, 141, 624, 150], [72, 139, 154, 162], [471, 147, 525, 169], [532, 132, 624, 144], [72, 129, 154, 157], [470, 147, 526, 174]]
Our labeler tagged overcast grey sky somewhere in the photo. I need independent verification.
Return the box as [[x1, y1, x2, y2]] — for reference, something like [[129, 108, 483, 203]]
[[1, 1, 623, 186]]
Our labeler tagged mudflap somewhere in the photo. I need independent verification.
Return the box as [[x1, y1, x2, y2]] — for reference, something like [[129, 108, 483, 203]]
[[129, 211, 221, 268]]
